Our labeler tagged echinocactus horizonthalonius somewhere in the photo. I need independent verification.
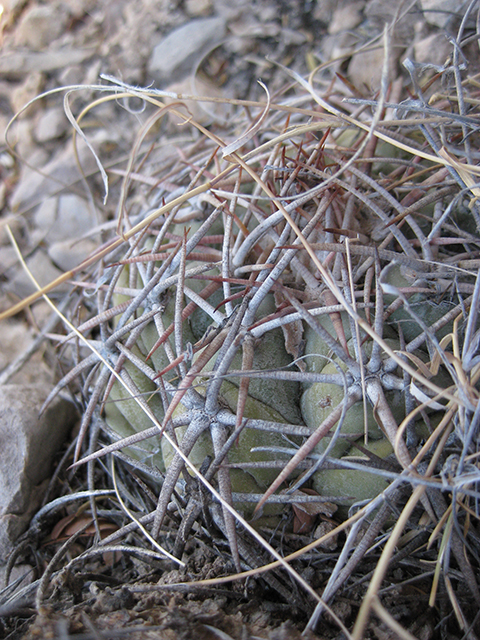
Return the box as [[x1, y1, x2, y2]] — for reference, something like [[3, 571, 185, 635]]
[[27, 70, 480, 630]]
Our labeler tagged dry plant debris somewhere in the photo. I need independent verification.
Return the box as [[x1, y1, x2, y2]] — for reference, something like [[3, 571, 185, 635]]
[[2, 11, 480, 640]]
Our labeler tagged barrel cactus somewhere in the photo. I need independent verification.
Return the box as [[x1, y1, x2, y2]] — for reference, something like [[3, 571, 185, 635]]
[[21, 61, 480, 636]]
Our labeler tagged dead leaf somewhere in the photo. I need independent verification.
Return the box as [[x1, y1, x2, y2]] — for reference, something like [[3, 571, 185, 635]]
[[290, 488, 338, 534], [274, 290, 305, 371]]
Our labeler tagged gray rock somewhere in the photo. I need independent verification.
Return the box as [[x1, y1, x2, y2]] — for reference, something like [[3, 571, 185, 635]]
[[329, 2, 363, 35], [0, 246, 21, 279], [0, 563, 34, 593], [35, 108, 69, 143], [48, 237, 98, 271], [420, 0, 466, 28], [10, 72, 44, 115], [148, 16, 227, 81], [6, 249, 67, 299], [6, 120, 42, 166], [365, 0, 417, 39], [314, 0, 342, 23], [34, 193, 97, 245], [348, 45, 397, 92], [10, 138, 102, 214], [14, 4, 69, 51], [0, 48, 95, 79], [0, 384, 77, 563], [413, 31, 451, 67], [58, 64, 85, 87], [185, 0, 213, 17]]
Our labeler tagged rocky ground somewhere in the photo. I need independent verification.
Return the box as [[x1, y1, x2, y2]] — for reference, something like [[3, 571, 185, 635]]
[[0, 1, 475, 638]]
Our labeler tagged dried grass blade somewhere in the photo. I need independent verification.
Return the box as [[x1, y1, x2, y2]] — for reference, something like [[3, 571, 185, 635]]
[[222, 81, 271, 158]]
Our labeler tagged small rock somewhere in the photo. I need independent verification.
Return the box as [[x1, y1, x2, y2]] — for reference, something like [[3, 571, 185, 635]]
[[314, 0, 343, 24], [34, 193, 97, 245], [0, 48, 95, 78], [329, 2, 363, 35], [165, 76, 231, 126], [413, 31, 451, 67], [61, 0, 97, 18], [0, 0, 26, 31], [228, 16, 280, 39], [48, 237, 98, 271], [148, 16, 227, 81], [6, 249, 67, 299], [0, 246, 20, 278], [320, 32, 358, 72], [10, 137, 103, 214], [58, 64, 85, 86], [6, 119, 40, 161], [185, 0, 213, 17], [0, 317, 55, 387], [35, 107, 69, 143], [10, 72, 44, 115], [348, 44, 398, 91], [365, 0, 417, 39], [420, 0, 466, 28], [0, 215, 23, 246], [0, 563, 34, 593], [14, 3, 69, 51], [0, 384, 77, 563]]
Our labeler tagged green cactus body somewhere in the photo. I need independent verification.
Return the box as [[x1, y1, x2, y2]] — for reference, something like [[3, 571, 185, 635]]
[[383, 264, 456, 342], [136, 293, 197, 384], [301, 323, 408, 514], [312, 437, 394, 516], [105, 264, 194, 470], [228, 325, 303, 426], [160, 381, 289, 520], [191, 294, 303, 425], [160, 379, 293, 487], [303, 311, 398, 381], [302, 313, 342, 377], [106, 257, 301, 518], [103, 354, 166, 472], [301, 335, 404, 458], [184, 262, 224, 342]]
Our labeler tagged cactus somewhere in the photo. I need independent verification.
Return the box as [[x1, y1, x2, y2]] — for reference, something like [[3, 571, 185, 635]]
[[25, 62, 480, 635]]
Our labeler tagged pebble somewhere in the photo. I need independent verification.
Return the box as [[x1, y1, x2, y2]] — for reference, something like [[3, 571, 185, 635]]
[[148, 16, 227, 81], [14, 3, 69, 51], [7, 119, 40, 161], [0, 319, 54, 386], [34, 107, 69, 143], [414, 31, 451, 67], [165, 76, 231, 126], [365, 0, 417, 39], [348, 45, 394, 92], [314, 0, 345, 24], [10, 71, 44, 115], [0, 48, 95, 78], [10, 139, 101, 214], [420, 0, 466, 28], [0, 563, 34, 595], [36, 193, 97, 244], [0, 247, 20, 281], [329, 2, 363, 35], [0, 215, 24, 246], [48, 237, 98, 271], [6, 249, 67, 299], [185, 0, 213, 17]]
